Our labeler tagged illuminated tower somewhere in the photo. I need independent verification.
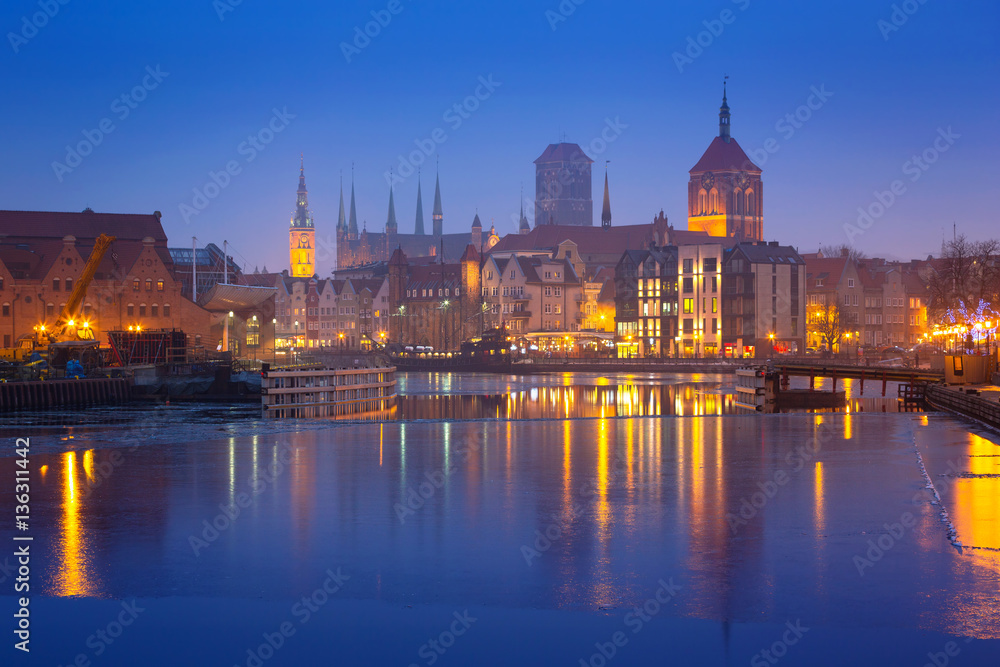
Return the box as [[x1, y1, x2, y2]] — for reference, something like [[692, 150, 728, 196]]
[[687, 81, 764, 241], [289, 155, 316, 277]]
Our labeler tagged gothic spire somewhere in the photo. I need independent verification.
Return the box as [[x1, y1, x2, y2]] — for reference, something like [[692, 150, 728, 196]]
[[386, 179, 397, 231], [337, 172, 347, 234], [719, 76, 731, 142], [601, 163, 612, 229], [519, 184, 530, 233], [432, 162, 443, 237], [291, 154, 313, 229], [348, 166, 359, 237], [414, 171, 425, 235]]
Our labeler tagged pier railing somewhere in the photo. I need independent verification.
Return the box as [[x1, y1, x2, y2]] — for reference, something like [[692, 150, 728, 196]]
[[261, 364, 397, 419]]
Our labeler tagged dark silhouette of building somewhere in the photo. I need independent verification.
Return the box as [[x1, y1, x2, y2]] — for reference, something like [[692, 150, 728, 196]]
[[534, 142, 594, 227]]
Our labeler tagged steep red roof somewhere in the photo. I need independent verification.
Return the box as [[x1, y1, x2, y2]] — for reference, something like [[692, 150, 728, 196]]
[[804, 256, 848, 287], [689, 136, 761, 174], [0, 209, 167, 243], [534, 143, 593, 165], [489, 223, 657, 257]]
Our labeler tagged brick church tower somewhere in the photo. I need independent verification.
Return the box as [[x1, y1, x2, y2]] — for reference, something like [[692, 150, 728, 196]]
[[687, 82, 763, 241]]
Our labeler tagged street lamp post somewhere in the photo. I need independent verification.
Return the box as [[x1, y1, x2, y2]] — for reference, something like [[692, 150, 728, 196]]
[[294, 320, 300, 364], [272, 318, 277, 365]]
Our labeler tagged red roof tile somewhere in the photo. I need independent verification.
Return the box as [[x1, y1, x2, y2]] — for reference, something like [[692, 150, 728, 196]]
[[689, 136, 761, 174]]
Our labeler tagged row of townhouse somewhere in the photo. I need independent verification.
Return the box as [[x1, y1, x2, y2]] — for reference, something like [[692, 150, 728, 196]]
[[802, 252, 930, 350], [271, 273, 390, 350], [615, 241, 806, 358]]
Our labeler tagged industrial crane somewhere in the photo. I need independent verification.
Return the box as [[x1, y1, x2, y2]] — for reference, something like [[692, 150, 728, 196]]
[[1, 233, 116, 366]]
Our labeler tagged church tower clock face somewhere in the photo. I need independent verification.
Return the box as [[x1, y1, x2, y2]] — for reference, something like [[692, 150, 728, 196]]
[[701, 172, 715, 189], [736, 171, 749, 189]]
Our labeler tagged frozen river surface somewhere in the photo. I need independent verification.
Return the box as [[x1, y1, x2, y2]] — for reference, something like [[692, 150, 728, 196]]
[[2, 372, 1000, 666]]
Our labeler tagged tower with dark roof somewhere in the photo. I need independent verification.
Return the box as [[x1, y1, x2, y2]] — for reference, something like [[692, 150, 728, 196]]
[[686, 81, 763, 241], [471, 212, 482, 248], [534, 142, 594, 227], [289, 155, 316, 277]]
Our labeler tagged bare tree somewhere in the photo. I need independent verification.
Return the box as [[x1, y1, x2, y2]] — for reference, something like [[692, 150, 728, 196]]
[[927, 235, 1000, 323], [820, 244, 867, 262], [809, 301, 843, 352]]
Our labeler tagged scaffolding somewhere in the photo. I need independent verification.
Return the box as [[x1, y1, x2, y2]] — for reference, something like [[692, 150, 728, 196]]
[[107, 329, 187, 366]]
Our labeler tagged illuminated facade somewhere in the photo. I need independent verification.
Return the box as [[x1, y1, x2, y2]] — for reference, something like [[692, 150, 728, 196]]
[[687, 84, 764, 242], [289, 156, 316, 278]]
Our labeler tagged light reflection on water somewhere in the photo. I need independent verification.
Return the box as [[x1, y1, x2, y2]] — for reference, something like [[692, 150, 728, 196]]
[[11, 372, 999, 642]]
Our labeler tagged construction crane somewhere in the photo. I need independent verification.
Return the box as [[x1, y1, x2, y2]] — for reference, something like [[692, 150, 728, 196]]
[[1, 234, 116, 365]]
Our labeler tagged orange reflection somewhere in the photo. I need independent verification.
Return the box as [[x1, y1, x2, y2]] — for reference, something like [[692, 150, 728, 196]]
[[951, 433, 1000, 572], [54, 451, 94, 597], [814, 461, 825, 534]]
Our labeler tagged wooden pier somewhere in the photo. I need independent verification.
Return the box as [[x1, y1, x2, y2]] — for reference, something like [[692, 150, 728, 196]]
[[261, 364, 397, 419], [0, 377, 131, 412]]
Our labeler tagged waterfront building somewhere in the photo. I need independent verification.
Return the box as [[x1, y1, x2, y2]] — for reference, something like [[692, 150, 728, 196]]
[[802, 250, 931, 350], [722, 241, 806, 357], [614, 246, 679, 358], [0, 209, 214, 349], [481, 251, 583, 335], [386, 245, 482, 349]]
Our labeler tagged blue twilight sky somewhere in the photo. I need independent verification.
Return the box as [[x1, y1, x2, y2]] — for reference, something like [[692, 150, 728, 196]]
[[2, 0, 997, 275]]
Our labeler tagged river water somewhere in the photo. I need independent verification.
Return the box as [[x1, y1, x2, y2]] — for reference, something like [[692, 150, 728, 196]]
[[1, 371, 999, 666]]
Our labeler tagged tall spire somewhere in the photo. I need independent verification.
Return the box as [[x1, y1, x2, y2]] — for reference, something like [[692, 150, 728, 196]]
[[519, 183, 530, 233], [348, 165, 359, 238], [432, 161, 443, 237], [601, 162, 612, 229], [386, 179, 397, 232], [291, 154, 312, 228], [719, 75, 731, 142], [414, 171, 425, 235], [337, 171, 346, 234]]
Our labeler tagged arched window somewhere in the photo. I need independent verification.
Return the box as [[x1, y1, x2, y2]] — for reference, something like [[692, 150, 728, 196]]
[[698, 189, 707, 214], [145, 279, 153, 291], [709, 188, 719, 214], [747, 190, 756, 216], [163, 304, 171, 317], [735, 189, 744, 215]]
